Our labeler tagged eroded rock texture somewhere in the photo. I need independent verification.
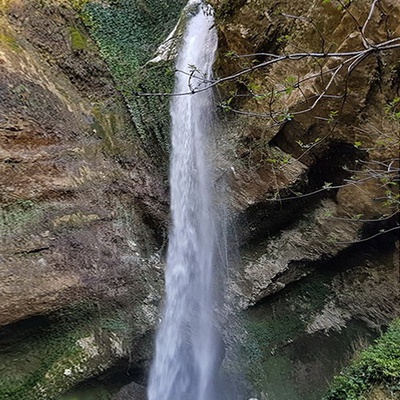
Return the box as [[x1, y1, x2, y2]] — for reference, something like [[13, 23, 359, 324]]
[[0, 0, 168, 398], [208, 0, 399, 397]]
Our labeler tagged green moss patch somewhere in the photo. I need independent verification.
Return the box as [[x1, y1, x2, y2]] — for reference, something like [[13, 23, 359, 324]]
[[0, 303, 132, 400], [0, 201, 43, 238], [239, 276, 333, 392], [75, 0, 187, 163], [68, 26, 87, 50], [0, 320, 84, 399], [0, 29, 20, 51], [240, 305, 306, 392]]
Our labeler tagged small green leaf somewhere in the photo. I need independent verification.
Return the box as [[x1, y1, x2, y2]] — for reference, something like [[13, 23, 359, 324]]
[[225, 50, 237, 58]]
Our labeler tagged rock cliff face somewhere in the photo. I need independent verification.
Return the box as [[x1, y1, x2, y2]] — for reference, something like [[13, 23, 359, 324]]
[[208, 0, 399, 397], [0, 1, 168, 398], [0, 0, 399, 399]]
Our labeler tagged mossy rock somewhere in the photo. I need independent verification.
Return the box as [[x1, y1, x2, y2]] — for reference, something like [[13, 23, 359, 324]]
[[0, 28, 20, 51], [0, 303, 132, 400], [0, 201, 43, 238], [68, 26, 88, 50], [74, 0, 188, 166]]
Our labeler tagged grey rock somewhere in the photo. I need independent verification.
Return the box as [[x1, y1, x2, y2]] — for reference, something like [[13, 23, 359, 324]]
[[112, 382, 147, 400]]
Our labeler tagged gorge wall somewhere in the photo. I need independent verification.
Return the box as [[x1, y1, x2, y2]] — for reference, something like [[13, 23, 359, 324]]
[[0, 0, 398, 399], [0, 1, 171, 397]]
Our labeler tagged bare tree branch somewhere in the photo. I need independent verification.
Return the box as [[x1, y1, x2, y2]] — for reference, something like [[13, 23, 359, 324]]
[[336, 225, 400, 244], [135, 40, 400, 98], [362, 0, 380, 48]]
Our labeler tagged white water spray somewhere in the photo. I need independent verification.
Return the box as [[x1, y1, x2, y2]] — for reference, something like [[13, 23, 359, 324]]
[[147, 2, 219, 400]]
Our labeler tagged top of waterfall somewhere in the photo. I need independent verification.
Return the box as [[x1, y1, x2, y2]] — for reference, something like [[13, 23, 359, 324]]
[[185, 0, 214, 17], [186, 0, 206, 7], [147, 0, 214, 65]]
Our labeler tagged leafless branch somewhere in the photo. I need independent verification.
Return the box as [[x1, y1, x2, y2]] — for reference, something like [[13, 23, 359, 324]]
[[362, 0, 380, 48], [135, 39, 400, 99], [322, 211, 399, 223], [336, 225, 400, 244]]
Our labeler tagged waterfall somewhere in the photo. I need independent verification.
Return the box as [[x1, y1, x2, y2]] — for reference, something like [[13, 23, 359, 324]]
[[147, 2, 220, 400]]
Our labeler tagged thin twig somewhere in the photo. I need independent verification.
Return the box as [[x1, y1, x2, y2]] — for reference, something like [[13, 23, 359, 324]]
[[135, 40, 400, 98], [336, 225, 400, 244], [361, 0, 379, 48], [322, 211, 399, 223]]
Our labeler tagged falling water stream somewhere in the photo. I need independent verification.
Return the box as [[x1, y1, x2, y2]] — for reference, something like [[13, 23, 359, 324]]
[[147, 2, 220, 400]]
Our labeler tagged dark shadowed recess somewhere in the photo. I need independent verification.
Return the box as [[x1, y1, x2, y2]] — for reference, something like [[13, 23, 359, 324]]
[[243, 235, 398, 400], [236, 140, 363, 247]]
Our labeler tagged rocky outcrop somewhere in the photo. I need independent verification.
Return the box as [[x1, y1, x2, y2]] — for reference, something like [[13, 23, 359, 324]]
[[210, 0, 399, 259], [112, 381, 147, 400], [208, 0, 399, 397], [0, 0, 168, 397], [204, 0, 400, 297]]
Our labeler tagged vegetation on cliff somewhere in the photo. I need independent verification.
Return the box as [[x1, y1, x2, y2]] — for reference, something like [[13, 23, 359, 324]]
[[76, 0, 187, 163], [0, 0, 168, 398], [324, 319, 400, 399]]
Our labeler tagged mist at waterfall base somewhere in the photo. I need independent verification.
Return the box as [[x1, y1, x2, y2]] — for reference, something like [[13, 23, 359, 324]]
[[146, 3, 236, 400]]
